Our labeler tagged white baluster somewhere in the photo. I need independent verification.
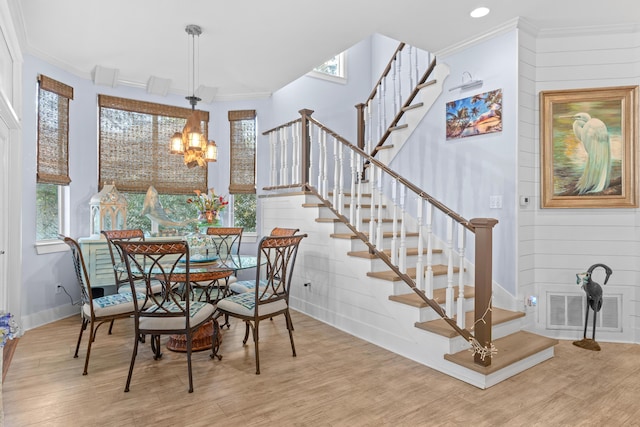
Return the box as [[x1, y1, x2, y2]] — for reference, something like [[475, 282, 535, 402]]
[[367, 100, 372, 155], [381, 78, 387, 136], [292, 122, 299, 185], [338, 143, 344, 215], [282, 126, 289, 186], [375, 167, 384, 250], [408, 46, 414, 90], [445, 217, 454, 317], [457, 223, 467, 329], [390, 179, 398, 266], [399, 185, 407, 273], [415, 197, 424, 291], [316, 128, 322, 191], [415, 48, 419, 88], [308, 124, 314, 189], [425, 201, 434, 299], [369, 164, 376, 247], [350, 150, 356, 225], [377, 85, 382, 145], [269, 131, 277, 187], [355, 171, 362, 232], [392, 55, 398, 118], [396, 51, 402, 116], [333, 136, 339, 209], [322, 132, 328, 200]]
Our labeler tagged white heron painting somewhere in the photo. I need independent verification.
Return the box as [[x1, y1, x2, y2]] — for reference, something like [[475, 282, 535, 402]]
[[551, 100, 622, 196], [540, 85, 638, 209]]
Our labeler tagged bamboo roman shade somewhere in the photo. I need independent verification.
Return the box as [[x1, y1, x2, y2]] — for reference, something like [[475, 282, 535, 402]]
[[98, 95, 208, 194], [37, 75, 73, 185], [229, 110, 256, 194]]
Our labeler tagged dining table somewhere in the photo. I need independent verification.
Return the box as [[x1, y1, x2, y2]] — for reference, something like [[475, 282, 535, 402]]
[[116, 252, 262, 353], [166, 253, 262, 353]]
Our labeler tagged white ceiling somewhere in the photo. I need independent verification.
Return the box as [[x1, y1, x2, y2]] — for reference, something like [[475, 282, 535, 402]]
[[8, 0, 639, 101]]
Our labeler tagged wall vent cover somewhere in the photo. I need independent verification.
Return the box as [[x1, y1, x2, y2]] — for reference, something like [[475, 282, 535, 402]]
[[547, 292, 621, 332]]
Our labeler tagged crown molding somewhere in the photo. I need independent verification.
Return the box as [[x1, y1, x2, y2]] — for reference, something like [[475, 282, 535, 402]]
[[435, 17, 521, 58], [537, 22, 640, 38]]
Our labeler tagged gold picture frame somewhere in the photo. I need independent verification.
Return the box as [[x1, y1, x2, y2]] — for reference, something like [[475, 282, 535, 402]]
[[540, 85, 638, 208]]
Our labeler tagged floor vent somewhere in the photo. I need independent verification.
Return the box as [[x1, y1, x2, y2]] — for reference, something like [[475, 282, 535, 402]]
[[547, 292, 621, 332]]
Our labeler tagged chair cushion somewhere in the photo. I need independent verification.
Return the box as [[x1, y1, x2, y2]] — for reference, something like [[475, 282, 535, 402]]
[[217, 292, 288, 317], [86, 291, 146, 318], [139, 301, 215, 331], [229, 279, 269, 294], [118, 280, 164, 295]]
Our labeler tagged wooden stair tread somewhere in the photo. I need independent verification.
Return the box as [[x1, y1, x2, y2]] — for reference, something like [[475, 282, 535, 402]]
[[389, 124, 409, 132], [417, 79, 437, 89], [331, 231, 419, 240], [316, 218, 341, 223], [389, 285, 475, 308], [367, 264, 457, 281], [402, 102, 424, 112], [414, 307, 523, 338], [444, 331, 559, 375], [328, 192, 372, 197], [348, 247, 442, 258]]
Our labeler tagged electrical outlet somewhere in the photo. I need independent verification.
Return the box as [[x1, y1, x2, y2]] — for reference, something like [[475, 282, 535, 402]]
[[55, 283, 62, 294]]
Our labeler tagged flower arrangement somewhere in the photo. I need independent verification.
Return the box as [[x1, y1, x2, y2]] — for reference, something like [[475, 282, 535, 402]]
[[186, 188, 229, 225], [0, 311, 22, 347], [187, 188, 229, 212]]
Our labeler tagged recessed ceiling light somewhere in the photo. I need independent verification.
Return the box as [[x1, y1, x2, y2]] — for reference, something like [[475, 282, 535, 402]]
[[470, 7, 490, 18]]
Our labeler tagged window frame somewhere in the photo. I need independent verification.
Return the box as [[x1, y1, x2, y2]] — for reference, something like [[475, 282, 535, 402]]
[[35, 75, 73, 252], [307, 51, 347, 84]]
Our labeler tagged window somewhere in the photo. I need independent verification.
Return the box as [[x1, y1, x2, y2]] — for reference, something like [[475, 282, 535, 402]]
[[98, 96, 209, 234], [309, 52, 347, 83], [228, 110, 256, 232], [36, 75, 73, 241]]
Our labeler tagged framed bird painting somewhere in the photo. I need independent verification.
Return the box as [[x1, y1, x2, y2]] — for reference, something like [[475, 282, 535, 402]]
[[540, 85, 638, 208]]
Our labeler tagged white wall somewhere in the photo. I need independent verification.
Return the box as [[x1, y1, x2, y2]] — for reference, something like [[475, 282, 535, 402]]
[[391, 30, 519, 295], [519, 24, 640, 342]]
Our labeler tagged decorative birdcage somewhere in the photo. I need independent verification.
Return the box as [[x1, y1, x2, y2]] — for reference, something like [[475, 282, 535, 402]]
[[89, 183, 128, 237]]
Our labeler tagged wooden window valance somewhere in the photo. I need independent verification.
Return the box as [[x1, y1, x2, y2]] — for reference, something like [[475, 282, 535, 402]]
[[229, 110, 256, 194]]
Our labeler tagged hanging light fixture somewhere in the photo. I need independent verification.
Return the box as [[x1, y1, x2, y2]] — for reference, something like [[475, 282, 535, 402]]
[[169, 24, 217, 168]]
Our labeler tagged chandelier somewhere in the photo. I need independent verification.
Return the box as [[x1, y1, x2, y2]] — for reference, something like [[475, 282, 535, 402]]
[[169, 24, 217, 168]]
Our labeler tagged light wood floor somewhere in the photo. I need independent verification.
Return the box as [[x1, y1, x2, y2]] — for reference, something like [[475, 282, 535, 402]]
[[3, 311, 640, 426]]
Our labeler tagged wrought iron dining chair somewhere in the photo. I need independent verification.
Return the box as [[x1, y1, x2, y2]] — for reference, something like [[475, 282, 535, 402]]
[[270, 227, 300, 236], [216, 234, 307, 374], [206, 226, 243, 258], [102, 229, 159, 294], [62, 236, 146, 375], [116, 240, 217, 393], [229, 227, 300, 295]]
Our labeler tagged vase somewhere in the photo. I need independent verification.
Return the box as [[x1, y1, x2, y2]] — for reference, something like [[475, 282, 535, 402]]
[[199, 210, 218, 224]]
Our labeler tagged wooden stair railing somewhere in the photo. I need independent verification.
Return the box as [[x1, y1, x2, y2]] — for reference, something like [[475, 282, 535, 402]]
[[263, 109, 499, 367], [354, 42, 437, 164]]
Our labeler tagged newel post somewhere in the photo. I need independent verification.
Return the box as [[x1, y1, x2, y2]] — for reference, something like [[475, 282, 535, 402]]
[[298, 109, 314, 187], [355, 103, 365, 151], [470, 217, 498, 367]]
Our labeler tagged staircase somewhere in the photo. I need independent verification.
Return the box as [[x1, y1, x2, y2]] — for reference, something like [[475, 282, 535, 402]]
[[262, 190, 557, 389], [260, 41, 557, 388]]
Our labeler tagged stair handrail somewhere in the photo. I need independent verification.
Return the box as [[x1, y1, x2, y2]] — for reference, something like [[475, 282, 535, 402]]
[[263, 109, 499, 366], [355, 42, 437, 161]]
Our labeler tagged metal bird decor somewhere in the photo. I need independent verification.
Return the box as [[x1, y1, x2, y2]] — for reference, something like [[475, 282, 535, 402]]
[[573, 263, 613, 351]]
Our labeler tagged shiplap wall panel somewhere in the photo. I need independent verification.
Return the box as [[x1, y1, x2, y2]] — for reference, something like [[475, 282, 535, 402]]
[[519, 23, 640, 342]]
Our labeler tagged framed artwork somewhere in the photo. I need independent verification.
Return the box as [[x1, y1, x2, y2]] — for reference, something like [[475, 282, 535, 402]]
[[446, 89, 502, 140], [540, 85, 638, 208]]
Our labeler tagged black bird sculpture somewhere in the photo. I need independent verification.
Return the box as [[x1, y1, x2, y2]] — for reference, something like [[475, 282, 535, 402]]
[[573, 263, 612, 351]]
